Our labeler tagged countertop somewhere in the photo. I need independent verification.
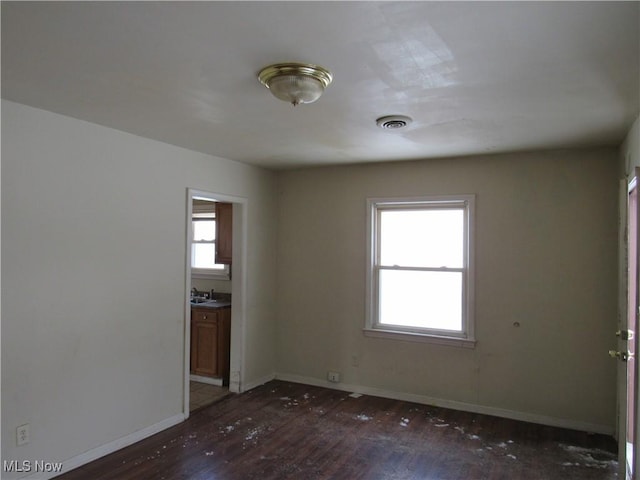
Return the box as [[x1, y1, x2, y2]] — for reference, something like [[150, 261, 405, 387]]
[[190, 299, 231, 309]]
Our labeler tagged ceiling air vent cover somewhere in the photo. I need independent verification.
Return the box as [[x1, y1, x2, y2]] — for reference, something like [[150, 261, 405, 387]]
[[376, 115, 412, 130]]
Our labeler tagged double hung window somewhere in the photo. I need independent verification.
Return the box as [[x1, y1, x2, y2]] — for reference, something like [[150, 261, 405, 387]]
[[191, 210, 229, 279], [366, 195, 475, 346]]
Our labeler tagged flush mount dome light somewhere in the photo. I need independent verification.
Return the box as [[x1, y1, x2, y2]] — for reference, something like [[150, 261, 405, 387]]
[[376, 115, 413, 130], [258, 63, 333, 106]]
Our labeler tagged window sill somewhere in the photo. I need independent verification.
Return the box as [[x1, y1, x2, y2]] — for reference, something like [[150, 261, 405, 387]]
[[363, 327, 476, 348], [192, 270, 230, 281]]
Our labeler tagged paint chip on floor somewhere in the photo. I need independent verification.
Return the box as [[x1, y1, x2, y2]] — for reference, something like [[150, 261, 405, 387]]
[[560, 444, 618, 470]]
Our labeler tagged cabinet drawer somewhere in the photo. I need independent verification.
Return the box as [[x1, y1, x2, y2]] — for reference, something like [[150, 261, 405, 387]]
[[192, 309, 217, 323]]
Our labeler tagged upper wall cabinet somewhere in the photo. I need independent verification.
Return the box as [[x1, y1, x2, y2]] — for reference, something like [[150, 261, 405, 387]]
[[215, 202, 233, 264]]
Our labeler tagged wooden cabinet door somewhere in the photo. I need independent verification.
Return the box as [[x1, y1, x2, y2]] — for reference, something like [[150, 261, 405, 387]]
[[191, 309, 219, 377], [215, 202, 233, 264]]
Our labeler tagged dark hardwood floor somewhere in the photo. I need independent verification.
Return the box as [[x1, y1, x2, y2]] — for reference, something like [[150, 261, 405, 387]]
[[57, 380, 618, 480]]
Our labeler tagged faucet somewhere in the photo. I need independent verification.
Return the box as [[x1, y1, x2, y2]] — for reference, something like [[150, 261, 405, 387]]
[[191, 287, 199, 297]]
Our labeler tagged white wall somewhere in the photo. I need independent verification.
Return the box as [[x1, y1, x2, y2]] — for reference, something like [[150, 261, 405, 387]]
[[276, 147, 619, 432], [1, 100, 278, 477]]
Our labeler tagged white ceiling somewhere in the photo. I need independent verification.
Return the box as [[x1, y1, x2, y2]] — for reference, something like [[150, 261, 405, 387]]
[[2, 1, 638, 170]]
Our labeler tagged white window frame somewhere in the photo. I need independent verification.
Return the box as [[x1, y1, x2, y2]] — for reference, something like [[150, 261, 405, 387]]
[[191, 213, 230, 280], [365, 195, 476, 348]]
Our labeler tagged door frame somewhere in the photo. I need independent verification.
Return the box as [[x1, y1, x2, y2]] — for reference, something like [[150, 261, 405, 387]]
[[620, 172, 640, 479], [183, 188, 248, 418]]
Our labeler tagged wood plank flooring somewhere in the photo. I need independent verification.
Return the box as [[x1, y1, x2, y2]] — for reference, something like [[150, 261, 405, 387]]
[[57, 380, 618, 480]]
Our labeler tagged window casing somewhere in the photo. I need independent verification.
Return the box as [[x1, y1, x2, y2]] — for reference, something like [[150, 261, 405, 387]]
[[365, 195, 475, 347]]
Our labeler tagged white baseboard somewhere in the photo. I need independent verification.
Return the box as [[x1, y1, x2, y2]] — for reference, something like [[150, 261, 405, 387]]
[[190, 374, 223, 386], [40, 413, 185, 480], [30, 373, 610, 480], [240, 372, 276, 393], [274, 372, 614, 436]]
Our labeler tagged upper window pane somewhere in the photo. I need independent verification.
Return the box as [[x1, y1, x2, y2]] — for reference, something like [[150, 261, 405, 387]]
[[379, 209, 464, 268], [193, 220, 216, 241]]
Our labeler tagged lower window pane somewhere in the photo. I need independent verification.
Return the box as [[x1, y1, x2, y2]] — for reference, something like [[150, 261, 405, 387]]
[[379, 270, 462, 331], [192, 244, 225, 270]]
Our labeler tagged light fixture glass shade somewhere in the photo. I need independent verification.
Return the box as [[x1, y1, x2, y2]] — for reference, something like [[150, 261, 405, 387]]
[[267, 75, 325, 105], [258, 63, 332, 106]]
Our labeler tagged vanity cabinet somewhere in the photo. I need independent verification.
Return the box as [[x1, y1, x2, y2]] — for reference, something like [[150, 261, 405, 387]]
[[215, 202, 232, 264], [190, 306, 231, 383]]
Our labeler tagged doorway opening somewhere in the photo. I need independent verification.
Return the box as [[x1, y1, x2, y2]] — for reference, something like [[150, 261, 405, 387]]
[[184, 189, 247, 416]]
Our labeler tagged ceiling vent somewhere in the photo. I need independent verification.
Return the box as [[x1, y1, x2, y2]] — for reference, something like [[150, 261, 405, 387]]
[[376, 115, 412, 130]]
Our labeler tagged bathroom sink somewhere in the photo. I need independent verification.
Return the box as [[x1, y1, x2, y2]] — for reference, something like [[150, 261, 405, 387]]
[[190, 297, 231, 307]]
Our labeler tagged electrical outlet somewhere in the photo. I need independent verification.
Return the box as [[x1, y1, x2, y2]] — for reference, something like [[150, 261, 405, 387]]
[[327, 371, 340, 383], [16, 424, 29, 446]]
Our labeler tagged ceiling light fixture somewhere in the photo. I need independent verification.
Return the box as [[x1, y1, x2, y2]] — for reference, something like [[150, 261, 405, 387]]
[[258, 63, 333, 106], [376, 115, 413, 130]]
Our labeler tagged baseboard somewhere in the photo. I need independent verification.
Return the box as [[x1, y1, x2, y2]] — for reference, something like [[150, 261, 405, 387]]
[[190, 374, 223, 386], [240, 372, 276, 393], [39, 413, 185, 480], [274, 372, 614, 436]]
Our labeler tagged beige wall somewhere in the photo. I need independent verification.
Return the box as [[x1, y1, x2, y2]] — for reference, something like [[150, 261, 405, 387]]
[[622, 115, 640, 176], [1, 100, 278, 476], [276, 147, 619, 432], [191, 278, 232, 294]]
